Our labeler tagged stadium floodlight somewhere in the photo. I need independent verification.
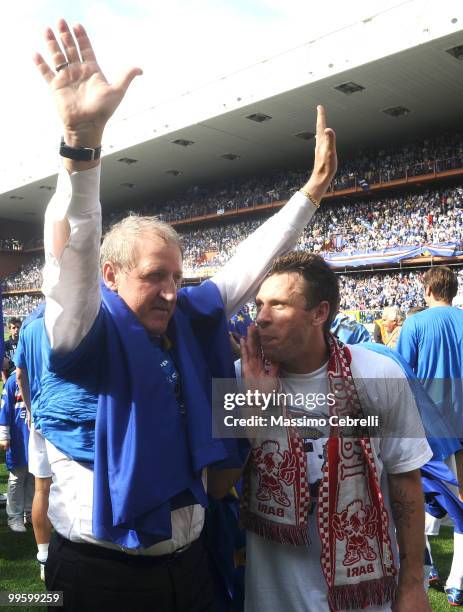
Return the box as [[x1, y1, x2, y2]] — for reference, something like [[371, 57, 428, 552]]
[[165, 169, 183, 176], [9, 195, 24, 200], [334, 81, 365, 95], [120, 182, 136, 189], [245, 113, 272, 123], [446, 45, 463, 61], [381, 106, 411, 118], [293, 131, 315, 141], [220, 153, 240, 160], [118, 157, 138, 165], [171, 139, 195, 147], [39, 185, 54, 191]]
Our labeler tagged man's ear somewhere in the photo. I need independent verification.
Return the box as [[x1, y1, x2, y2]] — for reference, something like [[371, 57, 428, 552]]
[[311, 301, 330, 328], [102, 261, 119, 291]]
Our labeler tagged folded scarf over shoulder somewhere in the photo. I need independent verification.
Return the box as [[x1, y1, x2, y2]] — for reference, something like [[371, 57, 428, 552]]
[[241, 334, 397, 611]]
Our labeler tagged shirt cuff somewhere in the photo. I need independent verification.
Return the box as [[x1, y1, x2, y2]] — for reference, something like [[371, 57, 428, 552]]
[[286, 190, 318, 231]]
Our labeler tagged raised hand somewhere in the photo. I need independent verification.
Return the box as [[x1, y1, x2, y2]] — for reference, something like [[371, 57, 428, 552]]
[[303, 105, 337, 203], [33, 19, 142, 149]]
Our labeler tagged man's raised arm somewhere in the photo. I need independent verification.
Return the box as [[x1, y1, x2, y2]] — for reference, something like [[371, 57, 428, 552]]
[[212, 105, 337, 318], [34, 19, 141, 352]]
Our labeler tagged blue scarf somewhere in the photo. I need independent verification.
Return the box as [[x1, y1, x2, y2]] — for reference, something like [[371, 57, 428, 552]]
[[421, 460, 463, 534], [363, 342, 462, 461], [93, 281, 248, 548]]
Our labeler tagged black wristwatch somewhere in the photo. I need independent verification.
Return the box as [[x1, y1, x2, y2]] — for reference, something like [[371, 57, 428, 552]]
[[59, 137, 102, 161]]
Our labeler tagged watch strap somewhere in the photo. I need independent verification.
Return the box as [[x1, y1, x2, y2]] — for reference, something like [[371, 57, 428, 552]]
[[59, 137, 102, 161]]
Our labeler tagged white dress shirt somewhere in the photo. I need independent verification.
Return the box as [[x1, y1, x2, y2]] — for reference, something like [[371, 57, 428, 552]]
[[42, 164, 317, 554]]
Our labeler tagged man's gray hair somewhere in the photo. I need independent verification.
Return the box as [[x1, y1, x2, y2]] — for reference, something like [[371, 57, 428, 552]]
[[100, 214, 181, 271], [381, 305, 403, 322]]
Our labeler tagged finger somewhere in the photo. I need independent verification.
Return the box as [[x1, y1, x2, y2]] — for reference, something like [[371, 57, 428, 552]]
[[246, 325, 261, 360], [33, 52, 54, 84], [45, 26, 67, 71], [240, 337, 249, 374], [316, 104, 327, 139], [73, 23, 97, 63], [114, 67, 143, 95], [58, 18, 81, 64]]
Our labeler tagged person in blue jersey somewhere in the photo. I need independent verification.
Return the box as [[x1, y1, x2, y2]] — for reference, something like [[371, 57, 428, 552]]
[[396, 265, 463, 605], [15, 304, 52, 581], [33, 19, 337, 612], [330, 312, 370, 345], [0, 373, 34, 533]]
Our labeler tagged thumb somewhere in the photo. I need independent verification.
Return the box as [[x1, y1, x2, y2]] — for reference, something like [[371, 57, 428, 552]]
[[114, 67, 143, 95]]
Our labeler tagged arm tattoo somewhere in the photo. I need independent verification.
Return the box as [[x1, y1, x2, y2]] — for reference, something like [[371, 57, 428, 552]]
[[390, 485, 416, 529]]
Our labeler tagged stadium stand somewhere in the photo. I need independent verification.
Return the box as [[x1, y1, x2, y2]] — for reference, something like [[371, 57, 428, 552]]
[[2, 132, 463, 321]]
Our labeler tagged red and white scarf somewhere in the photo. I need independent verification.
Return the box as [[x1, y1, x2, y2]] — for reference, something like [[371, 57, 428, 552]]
[[241, 334, 397, 611]]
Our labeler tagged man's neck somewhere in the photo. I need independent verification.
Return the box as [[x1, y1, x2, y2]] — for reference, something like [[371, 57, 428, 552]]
[[428, 299, 451, 308], [282, 336, 329, 375]]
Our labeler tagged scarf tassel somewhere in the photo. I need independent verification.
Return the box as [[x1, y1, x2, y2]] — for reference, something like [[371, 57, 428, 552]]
[[240, 511, 311, 546], [327, 576, 397, 611]]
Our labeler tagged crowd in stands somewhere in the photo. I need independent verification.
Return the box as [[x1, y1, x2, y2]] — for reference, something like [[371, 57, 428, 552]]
[[2, 294, 42, 317], [2, 257, 43, 291], [100, 131, 463, 226], [0, 238, 23, 251], [301, 185, 463, 253], [332, 131, 463, 189], [179, 184, 463, 272], [337, 270, 428, 314], [4, 130, 463, 253], [3, 131, 463, 318], [3, 252, 462, 320]]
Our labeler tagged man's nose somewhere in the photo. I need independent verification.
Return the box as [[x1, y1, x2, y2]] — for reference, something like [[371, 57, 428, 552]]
[[159, 277, 178, 302], [256, 306, 270, 328]]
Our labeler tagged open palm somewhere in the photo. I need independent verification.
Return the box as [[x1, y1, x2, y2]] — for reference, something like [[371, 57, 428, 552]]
[[34, 20, 142, 140]]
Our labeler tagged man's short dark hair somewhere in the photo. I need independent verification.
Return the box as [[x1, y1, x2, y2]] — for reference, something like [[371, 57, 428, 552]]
[[8, 317, 21, 327], [267, 252, 339, 333], [423, 267, 458, 303]]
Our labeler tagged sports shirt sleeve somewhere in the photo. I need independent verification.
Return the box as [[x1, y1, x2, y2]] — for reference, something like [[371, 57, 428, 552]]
[[395, 317, 419, 374], [42, 166, 102, 354], [211, 191, 318, 319], [0, 378, 15, 439], [14, 332, 26, 369]]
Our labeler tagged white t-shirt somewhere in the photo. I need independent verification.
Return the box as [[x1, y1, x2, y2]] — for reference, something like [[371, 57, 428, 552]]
[[244, 344, 432, 612]]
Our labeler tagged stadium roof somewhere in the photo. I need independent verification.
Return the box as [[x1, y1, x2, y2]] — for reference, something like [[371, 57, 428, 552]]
[[1, 2, 463, 222]]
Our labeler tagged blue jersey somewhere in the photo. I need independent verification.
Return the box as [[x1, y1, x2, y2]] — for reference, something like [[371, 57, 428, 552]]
[[397, 306, 463, 438], [14, 317, 46, 418], [0, 373, 29, 470], [331, 313, 370, 345]]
